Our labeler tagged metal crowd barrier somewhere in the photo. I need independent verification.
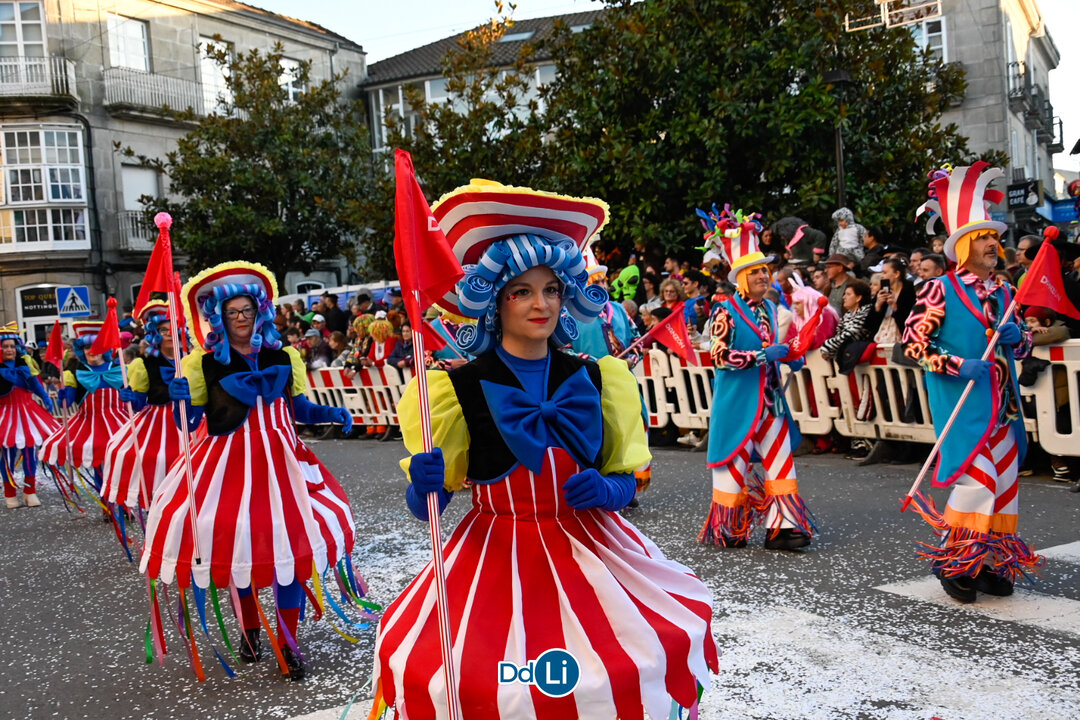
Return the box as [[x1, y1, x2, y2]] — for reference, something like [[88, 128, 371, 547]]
[[302, 341, 1080, 456]]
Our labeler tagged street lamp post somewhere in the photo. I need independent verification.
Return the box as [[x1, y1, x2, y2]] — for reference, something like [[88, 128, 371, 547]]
[[824, 69, 854, 209]]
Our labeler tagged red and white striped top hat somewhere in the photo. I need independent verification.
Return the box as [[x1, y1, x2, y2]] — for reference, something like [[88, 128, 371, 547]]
[[718, 208, 771, 283], [917, 161, 1007, 262], [431, 179, 609, 312], [71, 321, 103, 340], [137, 299, 170, 325]]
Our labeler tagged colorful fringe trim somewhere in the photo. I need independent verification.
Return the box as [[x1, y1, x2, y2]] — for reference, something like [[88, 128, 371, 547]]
[[916, 526, 1044, 583], [755, 490, 817, 539], [698, 502, 754, 545]]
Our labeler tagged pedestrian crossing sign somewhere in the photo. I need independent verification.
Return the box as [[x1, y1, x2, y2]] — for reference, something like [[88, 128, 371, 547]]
[[56, 286, 91, 317]]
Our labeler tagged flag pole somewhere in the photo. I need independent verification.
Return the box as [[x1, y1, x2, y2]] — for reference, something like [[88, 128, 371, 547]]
[[104, 298, 152, 516], [411, 291, 461, 720], [166, 286, 203, 565], [900, 296, 1018, 512]]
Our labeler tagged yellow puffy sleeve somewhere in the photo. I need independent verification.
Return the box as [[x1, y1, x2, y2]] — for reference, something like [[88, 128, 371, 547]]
[[284, 346, 308, 396], [22, 354, 40, 375], [597, 355, 651, 474], [180, 350, 208, 406], [63, 370, 76, 388], [398, 371, 470, 492], [126, 357, 149, 393]]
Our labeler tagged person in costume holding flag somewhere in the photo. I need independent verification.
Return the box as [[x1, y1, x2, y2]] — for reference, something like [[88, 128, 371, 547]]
[[904, 162, 1039, 603], [39, 321, 129, 490], [101, 300, 196, 511], [0, 322, 59, 508], [701, 206, 815, 551], [372, 180, 719, 719], [141, 261, 360, 680]]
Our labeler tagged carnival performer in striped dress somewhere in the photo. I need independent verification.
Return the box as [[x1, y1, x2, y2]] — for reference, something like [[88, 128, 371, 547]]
[[0, 322, 59, 508], [372, 181, 719, 719], [904, 163, 1039, 603], [102, 301, 196, 510], [701, 206, 815, 550], [141, 261, 358, 680], [39, 321, 128, 489]]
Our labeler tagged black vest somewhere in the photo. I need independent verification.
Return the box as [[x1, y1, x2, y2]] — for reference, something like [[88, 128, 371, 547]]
[[201, 347, 293, 436], [447, 350, 603, 482], [0, 357, 29, 398], [144, 355, 174, 406]]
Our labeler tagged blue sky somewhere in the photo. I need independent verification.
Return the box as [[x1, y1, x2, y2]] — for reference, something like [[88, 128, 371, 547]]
[[253, 0, 1078, 172]]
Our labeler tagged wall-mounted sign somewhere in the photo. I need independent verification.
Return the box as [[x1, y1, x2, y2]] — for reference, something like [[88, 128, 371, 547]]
[[1007, 180, 1043, 209], [19, 286, 59, 318]]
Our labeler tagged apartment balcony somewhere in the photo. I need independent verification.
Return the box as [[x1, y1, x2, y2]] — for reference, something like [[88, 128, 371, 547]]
[[1046, 115, 1065, 154], [1023, 84, 1047, 131], [103, 67, 204, 120], [0, 56, 78, 110], [1007, 61, 1028, 113], [116, 210, 155, 253]]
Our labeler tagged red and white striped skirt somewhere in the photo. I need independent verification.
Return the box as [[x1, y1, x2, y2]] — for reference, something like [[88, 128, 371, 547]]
[[40, 388, 128, 468], [140, 396, 355, 590], [0, 388, 60, 449], [374, 447, 719, 720], [102, 403, 192, 510]]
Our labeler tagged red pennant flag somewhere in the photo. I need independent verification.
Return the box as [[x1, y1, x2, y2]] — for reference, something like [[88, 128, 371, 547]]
[[420, 319, 448, 351], [90, 298, 123, 355], [650, 302, 699, 365], [783, 296, 829, 361], [44, 320, 64, 369], [134, 213, 175, 315], [393, 149, 464, 328], [1015, 241, 1080, 320]]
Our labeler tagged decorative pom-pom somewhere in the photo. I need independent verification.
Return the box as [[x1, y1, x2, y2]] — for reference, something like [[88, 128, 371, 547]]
[[107, 297, 118, 309], [155, 212, 173, 229]]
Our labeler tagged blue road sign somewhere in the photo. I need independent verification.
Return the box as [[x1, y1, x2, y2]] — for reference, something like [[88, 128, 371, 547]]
[[56, 286, 92, 317]]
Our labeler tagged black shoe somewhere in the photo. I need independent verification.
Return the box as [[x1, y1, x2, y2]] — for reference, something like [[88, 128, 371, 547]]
[[238, 629, 262, 663], [975, 568, 1014, 597], [936, 572, 976, 603], [626, 497, 639, 509], [763, 528, 811, 551], [719, 535, 748, 548], [282, 647, 306, 681]]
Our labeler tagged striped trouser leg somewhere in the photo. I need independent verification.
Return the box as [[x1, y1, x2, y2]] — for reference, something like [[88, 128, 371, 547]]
[[753, 413, 808, 532]]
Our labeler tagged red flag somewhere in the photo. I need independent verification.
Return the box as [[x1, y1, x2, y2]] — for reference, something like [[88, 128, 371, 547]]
[[783, 296, 828, 361], [650, 302, 699, 365], [44, 320, 64, 369], [393, 149, 464, 327], [134, 213, 175, 315], [420, 319, 448, 351], [1015, 241, 1080, 320], [90, 298, 123, 355]]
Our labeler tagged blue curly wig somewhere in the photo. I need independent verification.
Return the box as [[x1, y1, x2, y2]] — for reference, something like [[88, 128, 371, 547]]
[[142, 312, 169, 358], [71, 334, 113, 365], [199, 282, 282, 363], [454, 234, 608, 355]]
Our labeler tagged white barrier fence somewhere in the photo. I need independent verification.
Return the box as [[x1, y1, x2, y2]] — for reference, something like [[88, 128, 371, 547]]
[[303, 341, 1080, 456]]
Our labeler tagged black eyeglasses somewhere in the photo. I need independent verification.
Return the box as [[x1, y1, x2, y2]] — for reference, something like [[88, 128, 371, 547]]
[[225, 307, 257, 320]]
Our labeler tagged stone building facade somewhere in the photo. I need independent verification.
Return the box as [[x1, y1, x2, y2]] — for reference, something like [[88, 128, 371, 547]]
[[0, 0, 363, 344]]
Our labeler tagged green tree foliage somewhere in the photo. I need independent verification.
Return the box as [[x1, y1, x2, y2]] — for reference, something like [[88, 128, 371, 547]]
[[366, 0, 548, 269], [541, 0, 996, 253], [117, 42, 375, 281]]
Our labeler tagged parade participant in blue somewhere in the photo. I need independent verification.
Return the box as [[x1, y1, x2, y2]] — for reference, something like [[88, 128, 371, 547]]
[[701, 206, 815, 550], [371, 181, 719, 719], [905, 162, 1039, 603], [0, 322, 59, 508], [570, 241, 642, 364], [141, 261, 364, 680], [102, 300, 199, 511], [39, 321, 128, 491]]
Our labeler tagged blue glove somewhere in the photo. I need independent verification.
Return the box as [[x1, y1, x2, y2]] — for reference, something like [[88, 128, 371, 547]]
[[957, 358, 992, 382], [120, 387, 148, 412], [292, 394, 352, 432], [787, 356, 806, 372], [996, 322, 1022, 346], [29, 378, 53, 412], [562, 468, 636, 511], [762, 344, 790, 364], [168, 377, 191, 402], [59, 386, 77, 408], [404, 449, 452, 521]]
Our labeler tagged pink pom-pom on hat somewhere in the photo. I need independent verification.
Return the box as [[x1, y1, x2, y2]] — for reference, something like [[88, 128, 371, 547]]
[[154, 212, 172, 230]]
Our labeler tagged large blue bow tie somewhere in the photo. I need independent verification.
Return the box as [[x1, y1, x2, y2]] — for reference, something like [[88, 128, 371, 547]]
[[218, 365, 291, 407], [158, 360, 176, 384], [77, 366, 124, 393], [0, 364, 33, 389], [481, 365, 602, 473]]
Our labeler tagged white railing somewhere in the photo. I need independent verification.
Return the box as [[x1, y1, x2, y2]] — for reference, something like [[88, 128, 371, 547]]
[[103, 67, 203, 115], [0, 56, 78, 100], [116, 210, 154, 252]]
